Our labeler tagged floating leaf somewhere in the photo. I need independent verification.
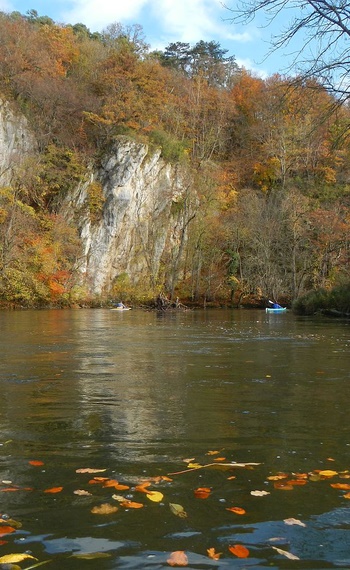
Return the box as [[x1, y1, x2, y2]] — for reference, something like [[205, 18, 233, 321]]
[[146, 491, 164, 502], [214, 457, 226, 461], [71, 552, 111, 559], [226, 506, 246, 515], [274, 482, 294, 491], [76, 468, 107, 474], [207, 547, 221, 560], [135, 482, 151, 493], [44, 487, 63, 494], [228, 544, 249, 558], [104, 480, 130, 491], [250, 490, 270, 496], [169, 503, 187, 518], [344, 492, 350, 499], [330, 483, 350, 490], [91, 503, 118, 515], [73, 489, 92, 496], [194, 487, 211, 499], [187, 463, 202, 469], [0, 526, 16, 537], [167, 550, 188, 566], [272, 546, 300, 560], [206, 450, 220, 455], [29, 460, 44, 466], [284, 518, 306, 527], [102, 478, 119, 487], [112, 494, 126, 502], [286, 479, 307, 486], [120, 500, 143, 509], [319, 470, 338, 478], [267, 473, 288, 481], [0, 518, 22, 529], [0, 553, 37, 563], [308, 473, 321, 482]]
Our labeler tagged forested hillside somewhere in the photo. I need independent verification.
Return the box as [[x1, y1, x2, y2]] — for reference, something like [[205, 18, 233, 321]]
[[0, 10, 349, 308]]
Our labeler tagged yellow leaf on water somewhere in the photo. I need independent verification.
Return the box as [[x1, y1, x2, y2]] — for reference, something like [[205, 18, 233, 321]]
[[187, 463, 202, 469], [319, 470, 338, 478], [71, 552, 111, 559], [0, 553, 37, 563], [0, 518, 22, 528], [146, 491, 164, 502], [169, 503, 187, 518]]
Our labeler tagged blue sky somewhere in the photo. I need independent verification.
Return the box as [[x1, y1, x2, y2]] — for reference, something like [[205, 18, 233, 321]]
[[0, 0, 296, 77]]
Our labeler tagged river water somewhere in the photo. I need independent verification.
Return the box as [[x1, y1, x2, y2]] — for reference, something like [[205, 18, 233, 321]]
[[0, 308, 349, 568]]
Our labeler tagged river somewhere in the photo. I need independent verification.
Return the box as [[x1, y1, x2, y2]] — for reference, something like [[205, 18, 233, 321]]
[[0, 308, 349, 568]]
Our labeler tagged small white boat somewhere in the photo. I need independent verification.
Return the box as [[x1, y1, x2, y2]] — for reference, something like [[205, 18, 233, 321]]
[[266, 307, 287, 313]]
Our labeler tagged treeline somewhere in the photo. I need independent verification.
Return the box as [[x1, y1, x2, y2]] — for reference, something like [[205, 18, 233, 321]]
[[0, 9, 349, 308]]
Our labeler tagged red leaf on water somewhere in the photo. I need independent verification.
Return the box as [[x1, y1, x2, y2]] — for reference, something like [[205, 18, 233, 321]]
[[226, 506, 246, 515], [0, 527, 16, 537], [228, 544, 250, 558], [194, 487, 211, 499], [29, 460, 44, 466], [44, 487, 63, 493]]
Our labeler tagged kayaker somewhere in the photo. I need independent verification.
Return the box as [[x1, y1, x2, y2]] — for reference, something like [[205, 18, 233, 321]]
[[269, 300, 282, 308]]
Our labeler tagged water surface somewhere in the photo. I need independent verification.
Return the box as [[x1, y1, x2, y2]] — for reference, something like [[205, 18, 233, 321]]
[[0, 308, 349, 568]]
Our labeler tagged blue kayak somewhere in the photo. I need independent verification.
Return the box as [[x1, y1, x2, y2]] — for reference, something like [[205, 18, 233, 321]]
[[266, 307, 287, 313]]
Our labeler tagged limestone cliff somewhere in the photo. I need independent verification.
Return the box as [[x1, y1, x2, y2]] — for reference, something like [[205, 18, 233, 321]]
[[0, 98, 36, 185], [62, 137, 190, 296]]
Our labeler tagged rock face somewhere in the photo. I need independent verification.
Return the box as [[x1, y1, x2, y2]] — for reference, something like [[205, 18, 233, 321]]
[[63, 136, 189, 295], [0, 98, 36, 185], [0, 99, 191, 297]]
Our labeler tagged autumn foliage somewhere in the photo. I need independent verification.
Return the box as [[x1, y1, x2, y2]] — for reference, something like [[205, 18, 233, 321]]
[[0, 10, 350, 307]]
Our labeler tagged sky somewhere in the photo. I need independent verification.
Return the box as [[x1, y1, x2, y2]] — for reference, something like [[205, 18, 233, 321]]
[[0, 0, 296, 78]]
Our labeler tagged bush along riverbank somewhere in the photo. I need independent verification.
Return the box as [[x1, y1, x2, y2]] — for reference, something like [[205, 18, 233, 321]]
[[292, 283, 350, 317]]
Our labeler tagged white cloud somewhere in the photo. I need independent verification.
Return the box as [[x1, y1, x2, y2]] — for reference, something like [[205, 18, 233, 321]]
[[236, 57, 268, 78], [0, 0, 13, 11], [62, 0, 149, 30]]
